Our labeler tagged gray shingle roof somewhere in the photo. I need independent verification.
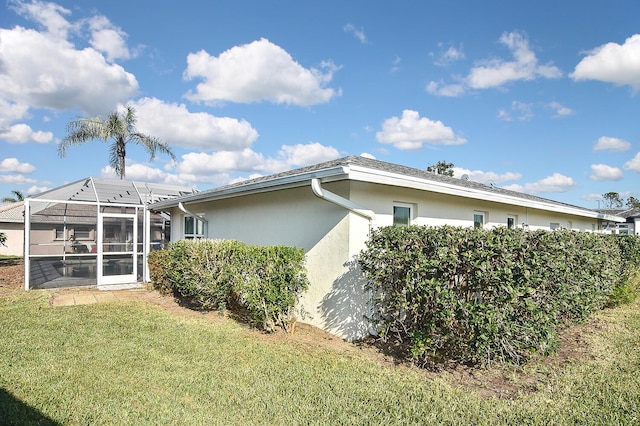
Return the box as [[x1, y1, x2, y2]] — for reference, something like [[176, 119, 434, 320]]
[[0, 201, 24, 223], [597, 207, 640, 219], [157, 155, 599, 214]]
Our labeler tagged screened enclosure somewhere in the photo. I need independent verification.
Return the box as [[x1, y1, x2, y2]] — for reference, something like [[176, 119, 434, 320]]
[[24, 178, 195, 290]]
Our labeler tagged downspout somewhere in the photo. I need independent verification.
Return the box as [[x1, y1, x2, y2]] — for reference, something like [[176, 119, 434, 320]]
[[311, 178, 376, 223], [178, 202, 208, 237]]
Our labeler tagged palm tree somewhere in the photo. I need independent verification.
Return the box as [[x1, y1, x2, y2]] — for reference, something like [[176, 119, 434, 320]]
[[59, 106, 176, 180], [2, 190, 24, 204]]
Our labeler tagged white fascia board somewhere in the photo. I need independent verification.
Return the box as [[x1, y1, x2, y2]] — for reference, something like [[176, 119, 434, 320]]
[[151, 166, 349, 210], [344, 165, 625, 222]]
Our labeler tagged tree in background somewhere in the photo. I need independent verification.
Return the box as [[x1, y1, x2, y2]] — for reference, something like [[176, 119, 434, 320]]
[[2, 190, 24, 204], [59, 106, 176, 180], [427, 160, 455, 177], [602, 192, 623, 209], [626, 196, 640, 209]]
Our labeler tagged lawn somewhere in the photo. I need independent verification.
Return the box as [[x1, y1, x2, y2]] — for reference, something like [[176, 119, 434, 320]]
[[1, 284, 639, 424]]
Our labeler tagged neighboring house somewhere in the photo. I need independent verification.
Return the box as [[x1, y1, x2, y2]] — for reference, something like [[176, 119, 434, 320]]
[[150, 156, 626, 341], [597, 208, 640, 235], [0, 201, 25, 256]]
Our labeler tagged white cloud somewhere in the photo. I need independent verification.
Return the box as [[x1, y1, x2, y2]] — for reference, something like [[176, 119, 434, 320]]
[[1, 2, 138, 117], [0, 157, 36, 173], [452, 167, 522, 184], [497, 101, 534, 122], [0, 123, 53, 143], [26, 185, 50, 195], [0, 100, 30, 128], [433, 42, 465, 67], [0, 174, 38, 185], [132, 97, 258, 151], [183, 38, 339, 106], [623, 152, 640, 172], [593, 136, 631, 152], [176, 142, 340, 177], [548, 102, 574, 118], [391, 55, 401, 73], [425, 81, 466, 97], [589, 164, 623, 181], [11, 0, 73, 39], [0, 25, 138, 116], [582, 193, 604, 202], [468, 32, 562, 89], [376, 110, 467, 150], [360, 152, 376, 159], [344, 23, 367, 44], [427, 31, 562, 97], [571, 34, 640, 92], [503, 173, 577, 194], [87, 15, 131, 62]]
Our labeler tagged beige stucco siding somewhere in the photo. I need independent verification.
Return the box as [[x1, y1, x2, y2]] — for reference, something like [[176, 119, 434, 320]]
[[0, 223, 24, 256], [350, 181, 599, 231], [169, 183, 370, 339], [161, 178, 605, 342]]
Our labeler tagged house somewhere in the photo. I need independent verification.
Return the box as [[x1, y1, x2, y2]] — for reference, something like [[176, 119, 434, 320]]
[[0, 201, 25, 257], [597, 207, 640, 235], [150, 156, 625, 341], [22, 178, 195, 290]]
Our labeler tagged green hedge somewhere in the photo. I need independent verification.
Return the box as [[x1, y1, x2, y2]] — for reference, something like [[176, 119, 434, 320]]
[[358, 226, 640, 368], [148, 239, 309, 332]]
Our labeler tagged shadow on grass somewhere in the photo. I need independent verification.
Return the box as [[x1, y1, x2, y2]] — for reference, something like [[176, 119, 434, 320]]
[[0, 388, 60, 426]]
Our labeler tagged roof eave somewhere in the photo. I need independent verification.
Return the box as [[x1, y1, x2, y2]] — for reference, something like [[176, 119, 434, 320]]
[[345, 165, 620, 221], [150, 165, 349, 210]]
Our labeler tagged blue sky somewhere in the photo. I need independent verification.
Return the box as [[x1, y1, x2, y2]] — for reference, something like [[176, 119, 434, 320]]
[[1, 0, 639, 208]]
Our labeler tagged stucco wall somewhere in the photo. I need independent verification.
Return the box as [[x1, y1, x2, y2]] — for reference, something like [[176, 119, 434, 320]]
[[0, 223, 24, 256], [163, 178, 605, 342], [168, 182, 373, 340], [350, 181, 599, 232]]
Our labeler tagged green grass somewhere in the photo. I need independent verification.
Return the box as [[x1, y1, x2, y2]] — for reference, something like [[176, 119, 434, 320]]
[[1, 292, 639, 425]]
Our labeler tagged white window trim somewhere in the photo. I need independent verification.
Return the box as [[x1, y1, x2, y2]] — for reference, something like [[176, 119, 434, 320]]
[[184, 214, 205, 239], [393, 202, 414, 227], [473, 211, 486, 229]]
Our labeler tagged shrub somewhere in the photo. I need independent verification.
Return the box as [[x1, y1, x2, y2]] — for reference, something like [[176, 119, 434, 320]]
[[358, 226, 638, 368], [147, 239, 309, 332]]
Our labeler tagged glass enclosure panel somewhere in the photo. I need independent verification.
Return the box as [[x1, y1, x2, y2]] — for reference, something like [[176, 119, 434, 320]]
[[29, 201, 97, 256], [29, 256, 97, 289], [102, 254, 134, 277], [102, 217, 134, 253]]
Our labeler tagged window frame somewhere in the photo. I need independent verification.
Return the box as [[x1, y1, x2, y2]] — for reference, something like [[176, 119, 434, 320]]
[[184, 215, 205, 239], [507, 215, 517, 229], [473, 211, 486, 229], [392, 203, 414, 227]]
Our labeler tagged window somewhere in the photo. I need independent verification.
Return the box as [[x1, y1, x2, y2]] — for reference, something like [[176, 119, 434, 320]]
[[507, 215, 517, 229], [73, 225, 91, 239], [473, 212, 485, 229], [393, 204, 412, 227], [184, 215, 205, 239], [550, 222, 560, 230], [55, 226, 66, 240]]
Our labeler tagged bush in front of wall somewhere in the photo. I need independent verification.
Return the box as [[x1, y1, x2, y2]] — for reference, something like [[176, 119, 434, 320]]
[[358, 226, 637, 368], [148, 239, 309, 332]]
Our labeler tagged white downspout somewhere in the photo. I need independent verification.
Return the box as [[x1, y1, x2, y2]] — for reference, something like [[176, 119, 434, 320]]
[[178, 202, 208, 237], [311, 178, 376, 222]]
